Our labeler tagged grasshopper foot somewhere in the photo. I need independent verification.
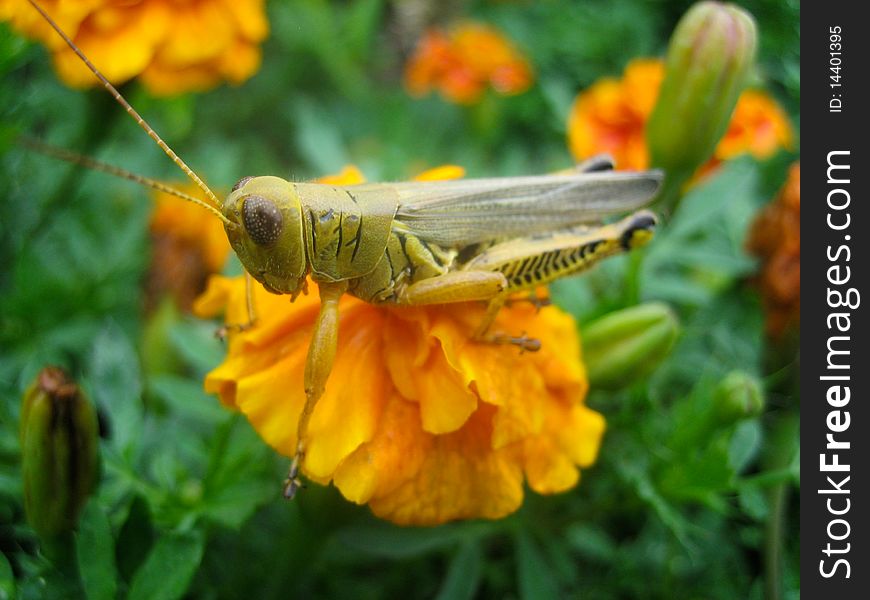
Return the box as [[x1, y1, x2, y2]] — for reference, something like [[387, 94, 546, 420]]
[[215, 320, 256, 341], [505, 293, 552, 313], [283, 443, 305, 500], [481, 331, 542, 353]]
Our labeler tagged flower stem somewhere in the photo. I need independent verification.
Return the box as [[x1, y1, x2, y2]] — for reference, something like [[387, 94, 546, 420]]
[[653, 168, 690, 216], [762, 410, 798, 600]]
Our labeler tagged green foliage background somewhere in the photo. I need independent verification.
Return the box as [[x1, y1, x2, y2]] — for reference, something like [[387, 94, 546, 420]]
[[0, 0, 799, 598]]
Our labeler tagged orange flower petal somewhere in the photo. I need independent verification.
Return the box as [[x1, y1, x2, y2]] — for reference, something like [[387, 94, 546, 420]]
[[333, 392, 430, 504], [367, 405, 526, 525], [747, 163, 800, 337], [4, 0, 268, 95], [413, 165, 466, 181], [316, 165, 367, 186], [404, 21, 534, 105]]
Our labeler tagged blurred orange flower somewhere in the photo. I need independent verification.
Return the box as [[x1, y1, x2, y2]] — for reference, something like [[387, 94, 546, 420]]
[[567, 59, 793, 172], [708, 89, 795, 166], [147, 184, 232, 311], [405, 22, 533, 104], [193, 166, 604, 525], [746, 163, 800, 338], [1, 0, 268, 96], [568, 59, 664, 171]]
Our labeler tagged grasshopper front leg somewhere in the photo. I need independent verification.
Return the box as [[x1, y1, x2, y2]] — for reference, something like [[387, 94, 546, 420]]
[[285, 279, 348, 499], [216, 272, 258, 339]]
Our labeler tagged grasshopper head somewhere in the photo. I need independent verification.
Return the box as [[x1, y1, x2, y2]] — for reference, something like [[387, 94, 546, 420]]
[[619, 210, 658, 250], [222, 176, 308, 295]]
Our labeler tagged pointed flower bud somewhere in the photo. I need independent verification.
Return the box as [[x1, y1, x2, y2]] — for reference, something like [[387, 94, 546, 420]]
[[713, 370, 765, 424], [647, 2, 757, 192], [20, 367, 99, 538], [582, 303, 679, 389]]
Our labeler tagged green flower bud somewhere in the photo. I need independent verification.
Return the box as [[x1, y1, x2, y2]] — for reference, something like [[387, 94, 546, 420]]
[[20, 367, 99, 538], [582, 303, 679, 389], [647, 2, 757, 182], [713, 370, 765, 424]]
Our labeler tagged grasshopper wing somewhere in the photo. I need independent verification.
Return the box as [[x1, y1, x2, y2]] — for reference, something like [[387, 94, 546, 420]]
[[388, 170, 663, 247]]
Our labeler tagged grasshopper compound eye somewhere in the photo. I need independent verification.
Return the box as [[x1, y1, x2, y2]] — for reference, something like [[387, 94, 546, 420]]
[[232, 176, 254, 192], [242, 195, 284, 246]]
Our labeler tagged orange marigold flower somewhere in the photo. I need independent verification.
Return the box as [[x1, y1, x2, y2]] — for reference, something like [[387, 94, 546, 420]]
[[746, 163, 800, 338], [567, 59, 663, 171], [192, 166, 603, 525], [713, 89, 795, 162], [146, 184, 232, 311], [404, 22, 533, 105], [1, 0, 268, 96], [567, 59, 793, 172]]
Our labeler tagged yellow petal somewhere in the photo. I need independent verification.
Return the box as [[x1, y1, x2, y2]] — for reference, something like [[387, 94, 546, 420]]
[[367, 405, 524, 525], [333, 393, 429, 504], [153, 1, 235, 67], [220, 0, 269, 42], [235, 348, 308, 457], [304, 306, 389, 478], [413, 165, 466, 181]]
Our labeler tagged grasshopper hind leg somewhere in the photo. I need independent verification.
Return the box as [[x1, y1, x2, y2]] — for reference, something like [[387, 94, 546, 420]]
[[472, 294, 542, 352], [393, 271, 542, 352], [463, 210, 658, 350]]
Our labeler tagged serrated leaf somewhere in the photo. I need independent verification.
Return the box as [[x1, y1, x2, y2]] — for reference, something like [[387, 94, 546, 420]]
[[148, 374, 226, 425], [199, 478, 276, 530], [127, 531, 204, 600], [435, 540, 482, 600], [76, 501, 118, 600], [89, 323, 143, 458], [665, 160, 758, 239]]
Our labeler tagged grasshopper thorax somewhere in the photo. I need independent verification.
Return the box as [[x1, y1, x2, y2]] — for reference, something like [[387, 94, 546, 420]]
[[223, 176, 308, 295]]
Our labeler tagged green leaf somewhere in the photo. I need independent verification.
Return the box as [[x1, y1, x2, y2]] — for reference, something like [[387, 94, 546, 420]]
[[737, 484, 769, 521], [729, 420, 762, 474], [199, 478, 276, 530], [435, 541, 482, 600], [292, 98, 348, 174], [335, 523, 491, 559], [0, 551, 15, 600], [516, 529, 559, 600], [148, 374, 226, 425], [167, 319, 226, 375], [345, 0, 383, 56], [76, 501, 118, 600], [564, 523, 617, 563], [89, 323, 143, 458], [127, 531, 204, 600], [114, 496, 155, 583]]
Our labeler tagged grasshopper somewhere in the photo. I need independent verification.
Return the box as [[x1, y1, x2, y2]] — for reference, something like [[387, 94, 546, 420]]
[[25, 0, 661, 498]]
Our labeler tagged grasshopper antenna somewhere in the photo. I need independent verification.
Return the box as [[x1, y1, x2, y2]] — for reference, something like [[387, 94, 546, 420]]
[[27, 0, 224, 217], [20, 136, 231, 224]]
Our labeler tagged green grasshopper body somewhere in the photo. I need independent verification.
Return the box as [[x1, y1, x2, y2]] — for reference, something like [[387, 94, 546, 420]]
[[225, 171, 658, 307], [25, 0, 661, 498]]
